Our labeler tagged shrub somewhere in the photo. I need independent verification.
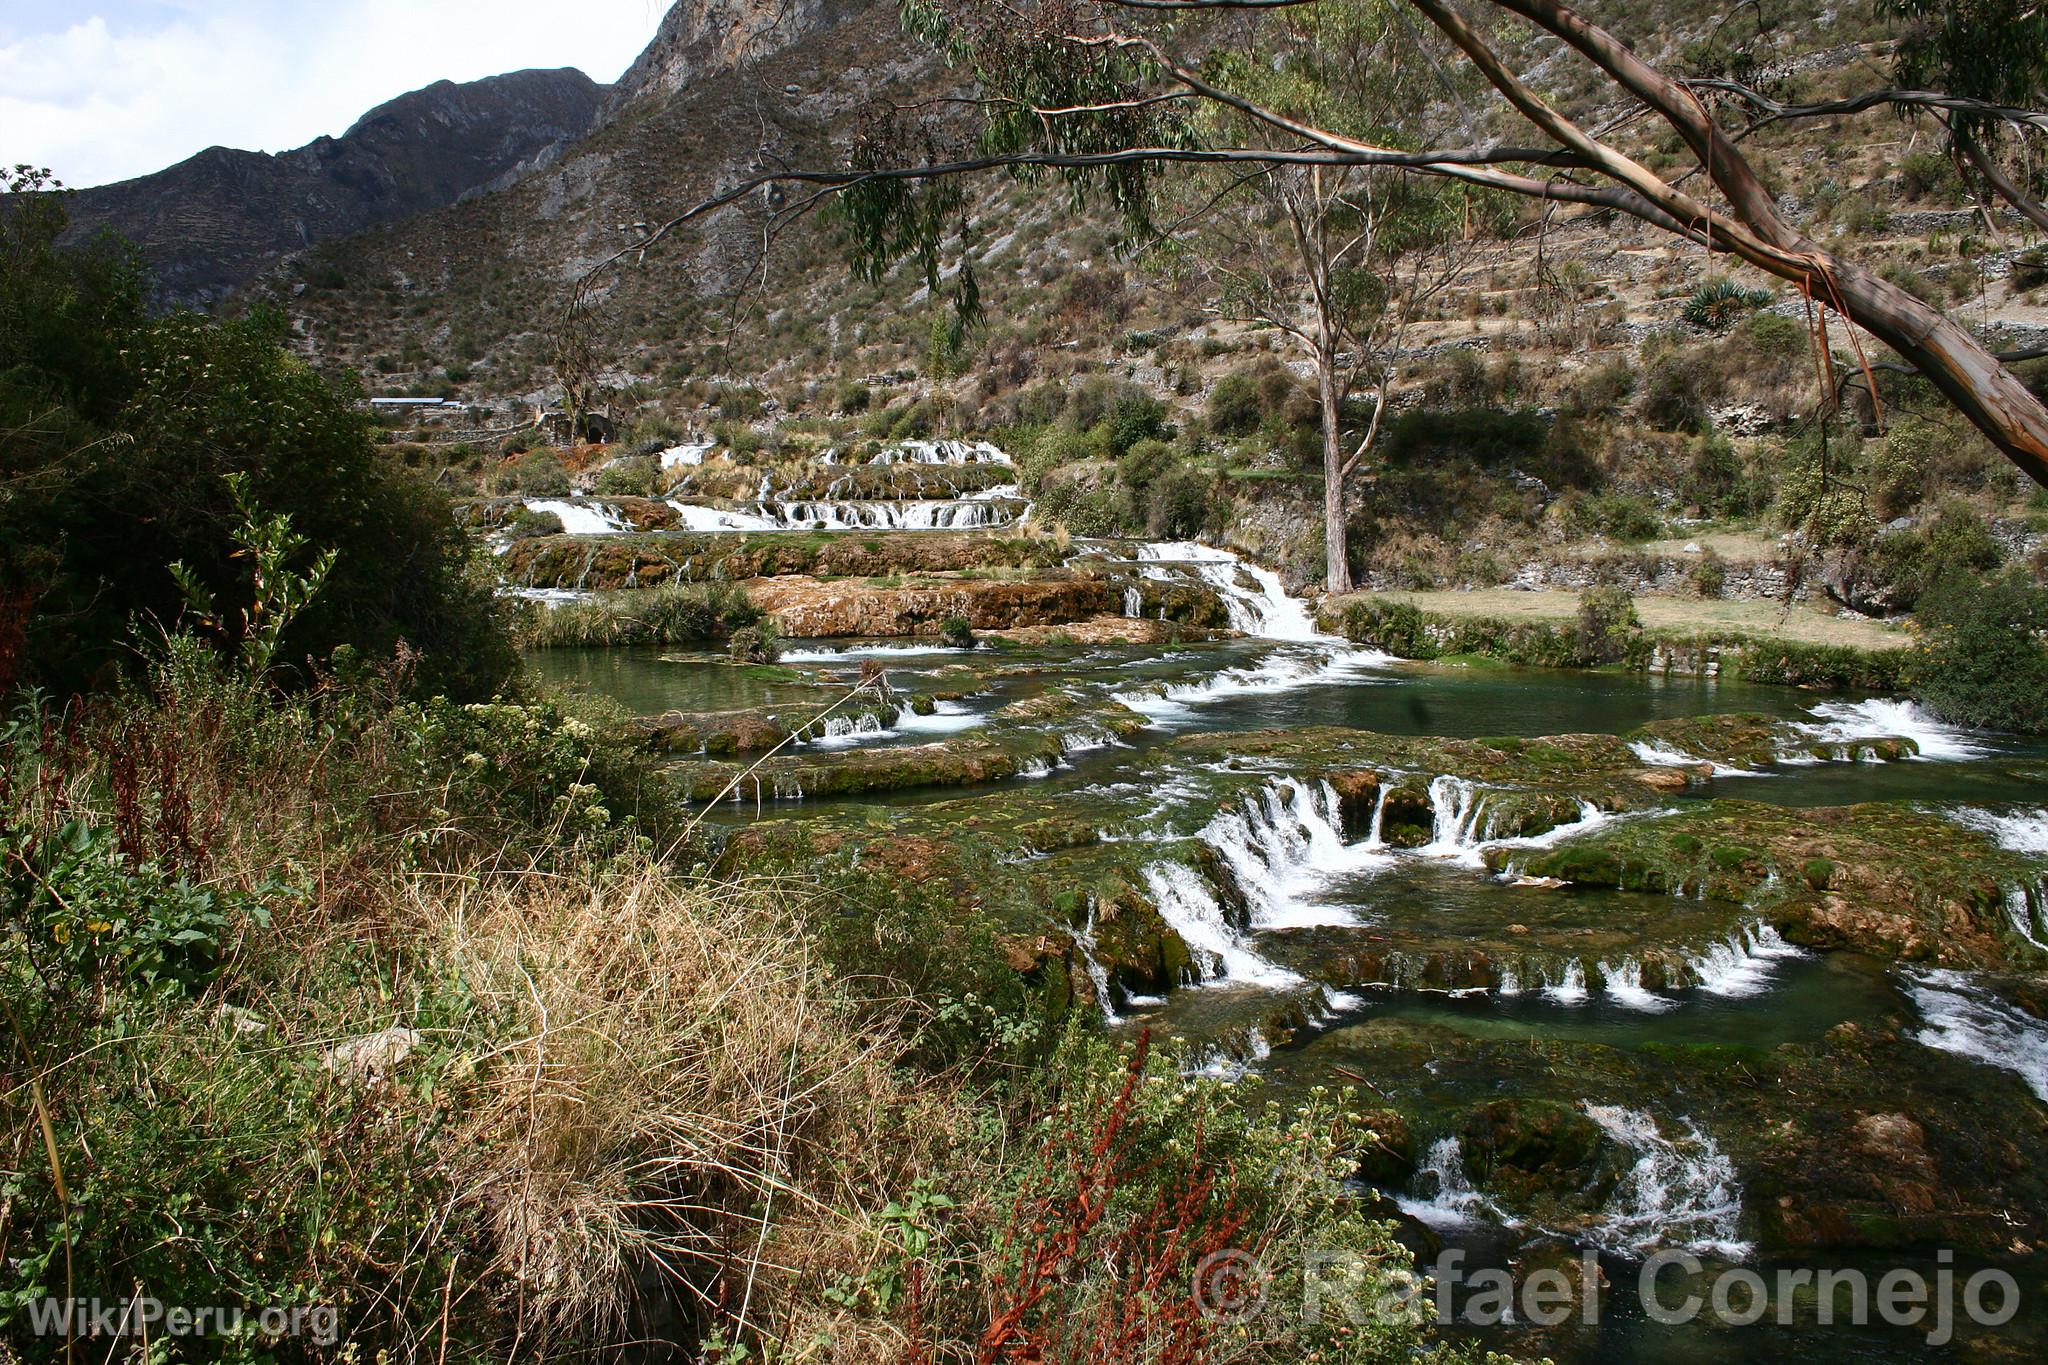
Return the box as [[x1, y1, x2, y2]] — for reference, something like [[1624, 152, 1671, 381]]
[[1206, 370, 1265, 435], [1574, 585, 1642, 665], [592, 454, 660, 497], [940, 615, 977, 648], [1639, 347, 1706, 431], [1912, 568, 2048, 732], [1691, 547, 1728, 598], [728, 618, 782, 663], [1566, 492, 1663, 542]]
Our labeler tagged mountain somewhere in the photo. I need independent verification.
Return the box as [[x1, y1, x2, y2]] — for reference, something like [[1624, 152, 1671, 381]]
[[62, 68, 612, 308]]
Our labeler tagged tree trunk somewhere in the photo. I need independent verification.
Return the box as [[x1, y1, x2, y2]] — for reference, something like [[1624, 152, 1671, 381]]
[[1318, 350, 1353, 593]]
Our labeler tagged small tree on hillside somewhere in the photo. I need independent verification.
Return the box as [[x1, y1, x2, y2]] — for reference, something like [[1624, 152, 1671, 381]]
[[1145, 5, 1482, 587]]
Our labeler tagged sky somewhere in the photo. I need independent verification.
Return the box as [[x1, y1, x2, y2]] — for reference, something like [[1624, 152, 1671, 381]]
[[2, 1, 671, 188]]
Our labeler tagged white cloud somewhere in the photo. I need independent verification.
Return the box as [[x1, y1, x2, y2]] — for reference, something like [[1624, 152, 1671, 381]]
[[1, 1, 668, 187]]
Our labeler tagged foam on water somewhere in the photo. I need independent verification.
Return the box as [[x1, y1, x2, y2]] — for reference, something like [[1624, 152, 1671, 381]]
[[525, 499, 629, 535], [1905, 968, 2048, 1100], [1800, 698, 1988, 761], [893, 700, 988, 736], [1583, 1106, 1750, 1259], [803, 712, 889, 749], [1628, 739, 1764, 778], [1134, 541, 1323, 641], [1140, 861, 1302, 988], [666, 501, 781, 532], [1600, 958, 1678, 1013]]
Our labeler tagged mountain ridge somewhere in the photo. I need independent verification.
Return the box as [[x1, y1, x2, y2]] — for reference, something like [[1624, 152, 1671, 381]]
[[61, 66, 614, 308]]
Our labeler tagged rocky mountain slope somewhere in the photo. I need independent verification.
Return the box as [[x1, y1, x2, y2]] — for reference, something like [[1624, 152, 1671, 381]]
[[63, 67, 611, 307]]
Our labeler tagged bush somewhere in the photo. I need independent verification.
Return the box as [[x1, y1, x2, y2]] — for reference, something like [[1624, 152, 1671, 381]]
[[728, 618, 783, 663], [1574, 585, 1642, 665], [1639, 347, 1706, 431], [1566, 492, 1663, 542], [524, 582, 761, 648], [1691, 547, 1728, 598], [0, 185, 515, 701], [592, 454, 659, 497], [1912, 569, 2048, 732], [940, 615, 977, 648]]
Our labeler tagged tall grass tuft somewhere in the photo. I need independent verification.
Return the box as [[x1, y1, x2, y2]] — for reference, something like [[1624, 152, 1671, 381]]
[[520, 580, 763, 649]]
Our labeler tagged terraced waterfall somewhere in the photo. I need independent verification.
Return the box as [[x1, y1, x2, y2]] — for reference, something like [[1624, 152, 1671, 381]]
[[506, 435, 2048, 1361]]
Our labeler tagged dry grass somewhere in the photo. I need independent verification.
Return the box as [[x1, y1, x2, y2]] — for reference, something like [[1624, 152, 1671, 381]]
[[433, 861, 961, 1357]]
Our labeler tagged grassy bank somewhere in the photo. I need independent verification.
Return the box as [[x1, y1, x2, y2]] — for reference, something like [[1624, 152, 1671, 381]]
[[1326, 590, 1912, 691], [0, 643, 1442, 1363]]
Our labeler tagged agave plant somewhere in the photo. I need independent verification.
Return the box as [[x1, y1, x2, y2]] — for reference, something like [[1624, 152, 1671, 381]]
[[1683, 278, 1777, 331]]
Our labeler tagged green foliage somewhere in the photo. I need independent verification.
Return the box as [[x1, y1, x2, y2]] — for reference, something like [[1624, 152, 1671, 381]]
[[940, 615, 978, 648], [592, 453, 660, 496], [1575, 586, 1643, 665], [1682, 278, 1775, 330], [1911, 568, 2048, 732], [1862, 501, 2004, 609], [170, 473, 337, 676], [1565, 492, 1663, 543], [522, 581, 762, 648], [0, 177, 513, 700]]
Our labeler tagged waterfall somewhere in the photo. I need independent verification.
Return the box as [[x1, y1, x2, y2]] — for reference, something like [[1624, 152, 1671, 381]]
[[1364, 785, 1392, 849], [1198, 779, 1388, 929], [1681, 922, 1808, 996], [1123, 585, 1143, 618], [524, 499, 629, 535], [1134, 541, 1323, 641], [1395, 1138, 1514, 1228], [1542, 959, 1589, 1004], [1073, 903, 1120, 1023], [869, 439, 1013, 466], [1952, 806, 2048, 853], [802, 712, 889, 749], [664, 495, 1029, 532], [1599, 958, 1677, 1013], [1140, 862, 1302, 987], [658, 440, 717, 469], [1418, 776, 1485, 861], [1629, 739, 1765, 778], [1798, 698, 1987, 761], [1583, 1106, 1750, 1259], [1904, 968, 2048, 1100], [2006, 883, 2048, 952]]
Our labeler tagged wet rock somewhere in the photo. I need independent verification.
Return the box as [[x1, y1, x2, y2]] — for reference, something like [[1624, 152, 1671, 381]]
[[1351, 1108, 1417, 1185], [1461, 1098, 1608, 1202]]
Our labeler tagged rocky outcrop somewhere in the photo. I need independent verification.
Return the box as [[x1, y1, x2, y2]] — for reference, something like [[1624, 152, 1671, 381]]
[[64, 70, 608, 307], [607, 0, 871, 112]]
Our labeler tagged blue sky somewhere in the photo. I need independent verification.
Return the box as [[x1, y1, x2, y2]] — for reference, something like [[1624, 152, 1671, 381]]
[[3, 1, 670, 188]]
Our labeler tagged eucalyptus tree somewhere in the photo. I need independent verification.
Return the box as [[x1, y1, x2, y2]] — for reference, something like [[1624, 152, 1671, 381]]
[[588, 0, 2048, 493], [1144, 2, 1483, 588]]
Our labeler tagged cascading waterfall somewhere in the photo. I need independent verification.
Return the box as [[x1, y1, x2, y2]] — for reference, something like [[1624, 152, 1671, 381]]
[[1952, 806, 2048, 854], [1418, 776, 1486, 861], [2006, 882, 2048, 952], [524, 499, 629, 535], [1542, 959, 1589, 1004], [802, 712, 889, 749], [1139, 862, 1302, 988], [1680, 922, 1808, 997], [1072, 902, 1121, 1024], [1797, 698, 1988, 761], [664, 495, 1029, 532], [1198, 779, 1389, 929], [1134, 542, 1322, 641], [1904, 968, 2048, 1100], [1599, 958, 1677, 1013], [1396, 1138, 1515, 1229], [868, 439, 1013, 466], [1582, 1105, 1751, 1259]]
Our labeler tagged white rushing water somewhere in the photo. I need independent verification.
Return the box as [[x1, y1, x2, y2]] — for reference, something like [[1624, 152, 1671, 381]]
[[1073, 902, 1121, 1023], [1798, 698, 1988, 761], [525, 499, 629, 535], [1681, 922, 1809, 997], [1627, 740, 1765, 778], [1397, 1138, 1515, 1229], [1599, 958, 1679, 1013], [802, 712, 889, 749], [1583, 1105, 1751, 1259], [782, 643, 972, 662], [1134, 541, 1323, 640], [1951, 806, 2048, 854], [658, 440, 718, 469], [1199, 779, 1390, 929], [1140, 861, 1302, 988], [868, 439, 1013, 466], [1113, 647, 1392, 720], [1905, 968, 2048, 1100], [893, 699, 989, 736]]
